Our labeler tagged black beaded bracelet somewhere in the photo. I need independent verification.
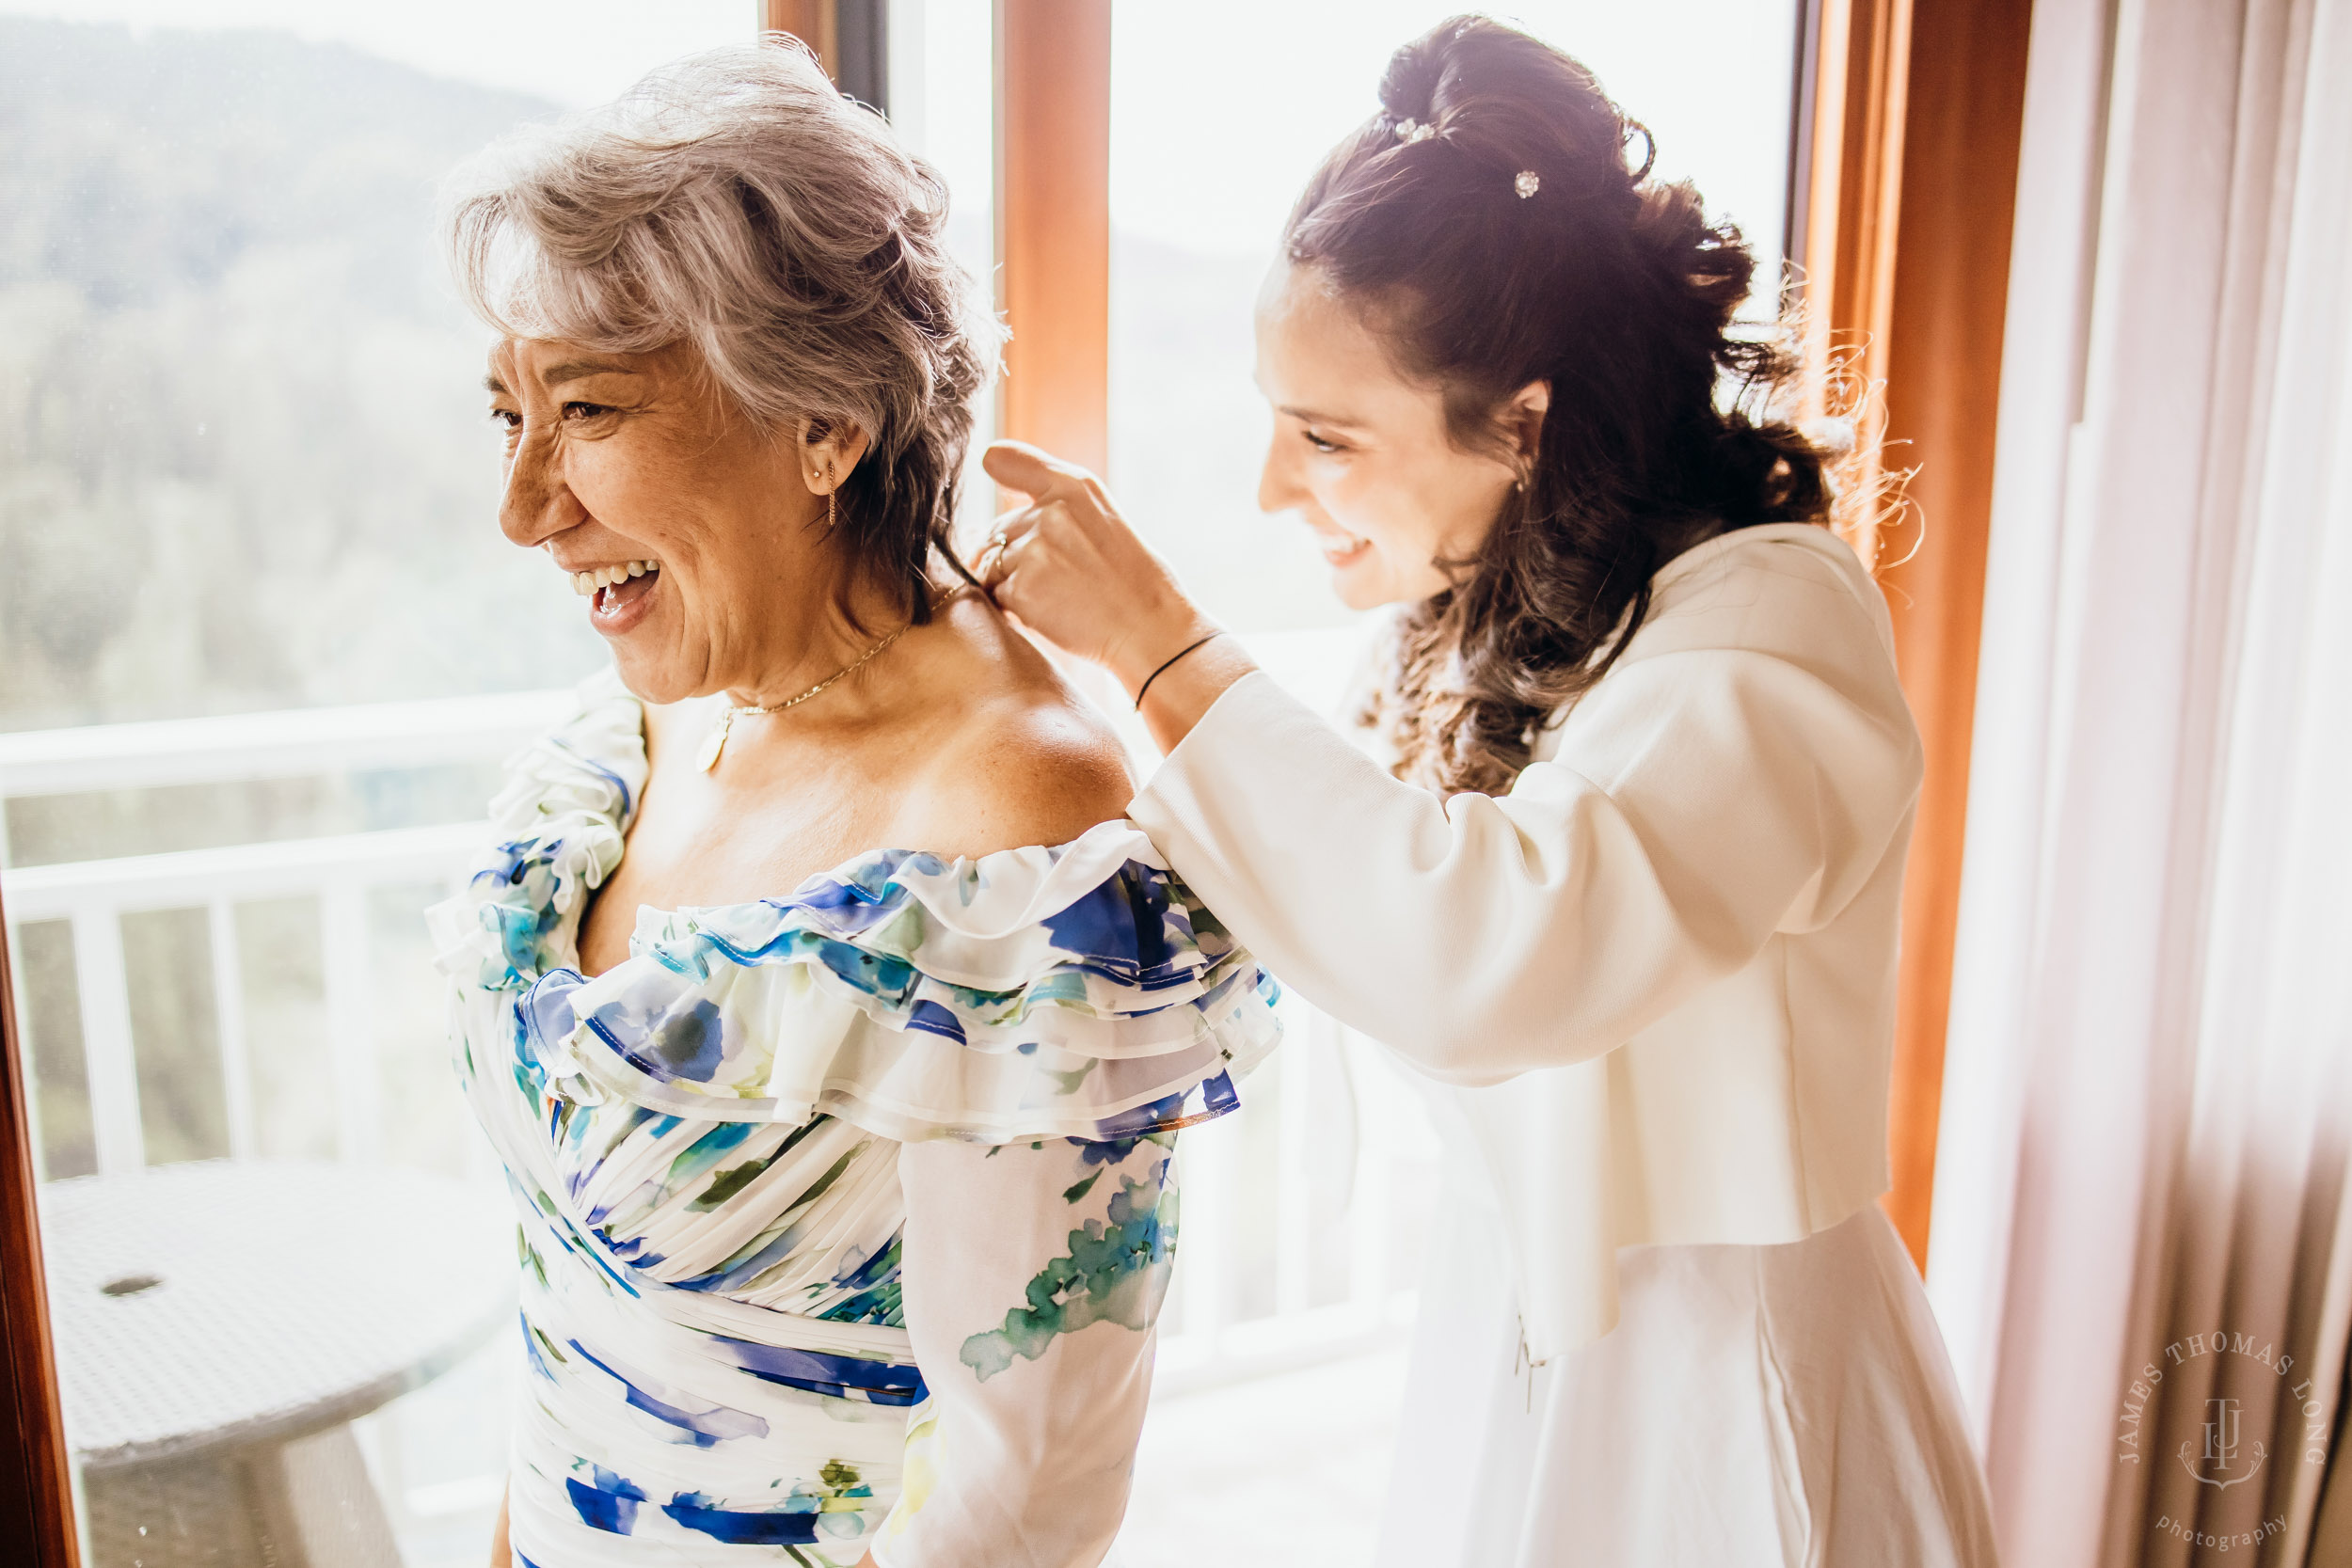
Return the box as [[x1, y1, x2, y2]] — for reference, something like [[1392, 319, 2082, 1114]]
[[1133, 632, 1224, 711]]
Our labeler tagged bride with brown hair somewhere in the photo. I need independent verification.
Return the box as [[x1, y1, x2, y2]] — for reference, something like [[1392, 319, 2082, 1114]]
[[982, 14, 1998, 1566]]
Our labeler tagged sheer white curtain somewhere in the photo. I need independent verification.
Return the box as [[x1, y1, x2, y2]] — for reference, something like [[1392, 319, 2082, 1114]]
[[1924, 0, 2352, 1563]]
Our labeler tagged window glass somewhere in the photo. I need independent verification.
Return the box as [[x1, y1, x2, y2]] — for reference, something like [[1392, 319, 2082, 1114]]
[[887, 0, 998, 534], [1, 0, 756, 736], [1108, 0, 1801, 635], [886, 0, 995, 298]]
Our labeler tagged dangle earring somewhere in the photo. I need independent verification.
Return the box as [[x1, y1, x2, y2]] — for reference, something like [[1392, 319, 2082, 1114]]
[[822, 463, 837, 530]]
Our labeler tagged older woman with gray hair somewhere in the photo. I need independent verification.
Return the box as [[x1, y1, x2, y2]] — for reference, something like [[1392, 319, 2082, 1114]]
[[426, 41, 1277, 1568]]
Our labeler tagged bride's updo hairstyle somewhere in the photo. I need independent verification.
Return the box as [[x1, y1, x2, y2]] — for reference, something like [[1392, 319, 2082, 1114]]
[[1287, 15, 1832, 795], [444, 40, 1000, 625]]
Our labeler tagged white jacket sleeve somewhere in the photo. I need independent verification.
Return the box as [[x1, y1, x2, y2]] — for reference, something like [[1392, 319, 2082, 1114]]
[[873, 1132, 1175, 1568], [1128, 558, 1920, 1085]]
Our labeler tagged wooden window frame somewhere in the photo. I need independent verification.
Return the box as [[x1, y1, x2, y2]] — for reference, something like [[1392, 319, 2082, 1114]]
[[1, 878, 75, 1568], [993, 0, 1112, 478], [762, 0, 889, 110], [1793, 0, 2035, 1271]]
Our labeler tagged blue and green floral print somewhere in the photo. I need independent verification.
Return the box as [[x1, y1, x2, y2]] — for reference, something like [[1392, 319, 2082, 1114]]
[[430, 670, 1278, 1566]]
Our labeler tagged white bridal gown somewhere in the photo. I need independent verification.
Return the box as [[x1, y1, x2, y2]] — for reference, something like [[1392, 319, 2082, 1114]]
[[1128, 523, 2001, 1567], [1377, 1134, 1997, 1566]]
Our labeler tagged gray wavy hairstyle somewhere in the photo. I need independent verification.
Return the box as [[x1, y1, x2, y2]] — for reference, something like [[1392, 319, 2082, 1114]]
[[442, 39, 1003, 622]]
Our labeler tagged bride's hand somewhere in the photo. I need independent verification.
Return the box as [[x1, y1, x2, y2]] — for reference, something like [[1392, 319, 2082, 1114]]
[[976, 441, 1219, 699]]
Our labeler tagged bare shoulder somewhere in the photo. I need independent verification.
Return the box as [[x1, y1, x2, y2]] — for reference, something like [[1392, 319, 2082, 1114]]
[[891, 591, 1135, 856], [932, 686, 1135, 851]]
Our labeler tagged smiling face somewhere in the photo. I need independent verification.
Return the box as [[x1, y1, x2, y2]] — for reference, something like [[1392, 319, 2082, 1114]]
[[1254, 263, 1546, 611], [486, 338, 869, 705]]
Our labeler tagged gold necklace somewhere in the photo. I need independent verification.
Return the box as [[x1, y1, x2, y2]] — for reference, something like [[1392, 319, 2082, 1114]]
[[695, 621, 914, 771]]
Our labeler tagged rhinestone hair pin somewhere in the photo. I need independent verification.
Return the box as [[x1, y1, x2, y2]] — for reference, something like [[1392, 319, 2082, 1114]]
[[1395, 117, 1438, 144], [1515, 170, 1541, 198]]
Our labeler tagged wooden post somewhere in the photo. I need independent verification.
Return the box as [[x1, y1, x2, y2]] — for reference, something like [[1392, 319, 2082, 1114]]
[[0, 880, 78, 1568], [993, 0, 1112, 478], [1873, 0, 2034, 1273], [1793, 0, 2035, 1271], [761, 0, 838, 80], [1795, 0, 1914, 572]]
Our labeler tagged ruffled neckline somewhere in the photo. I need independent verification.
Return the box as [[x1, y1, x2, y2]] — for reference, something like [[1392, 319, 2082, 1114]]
[[431, 669, 1278, 1143]]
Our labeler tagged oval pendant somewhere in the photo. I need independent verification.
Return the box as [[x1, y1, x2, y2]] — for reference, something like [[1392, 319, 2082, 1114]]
[[695, 708, 732, 771]]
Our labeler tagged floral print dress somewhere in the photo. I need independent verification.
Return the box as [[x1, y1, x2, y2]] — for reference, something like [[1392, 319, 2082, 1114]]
[[429, 672, 1279, 1566]]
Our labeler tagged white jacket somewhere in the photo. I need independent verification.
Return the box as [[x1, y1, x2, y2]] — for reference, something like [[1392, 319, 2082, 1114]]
[[1127, 523, 1923, 1361]]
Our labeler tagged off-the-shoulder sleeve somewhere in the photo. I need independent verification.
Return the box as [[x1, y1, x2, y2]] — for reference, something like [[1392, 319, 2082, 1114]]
[[1127, 535, 1922, 1085], [874, 1132, 1175, 1566], [497, 819, 1279, 1144]]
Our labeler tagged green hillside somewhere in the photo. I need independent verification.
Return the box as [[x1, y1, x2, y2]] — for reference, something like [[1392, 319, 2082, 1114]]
[[0, 19, 607, 729]]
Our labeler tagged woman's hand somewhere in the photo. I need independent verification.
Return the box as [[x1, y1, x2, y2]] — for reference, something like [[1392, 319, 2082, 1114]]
[[976, 443, 1210, 688], [977, 441, 1257, 752]]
